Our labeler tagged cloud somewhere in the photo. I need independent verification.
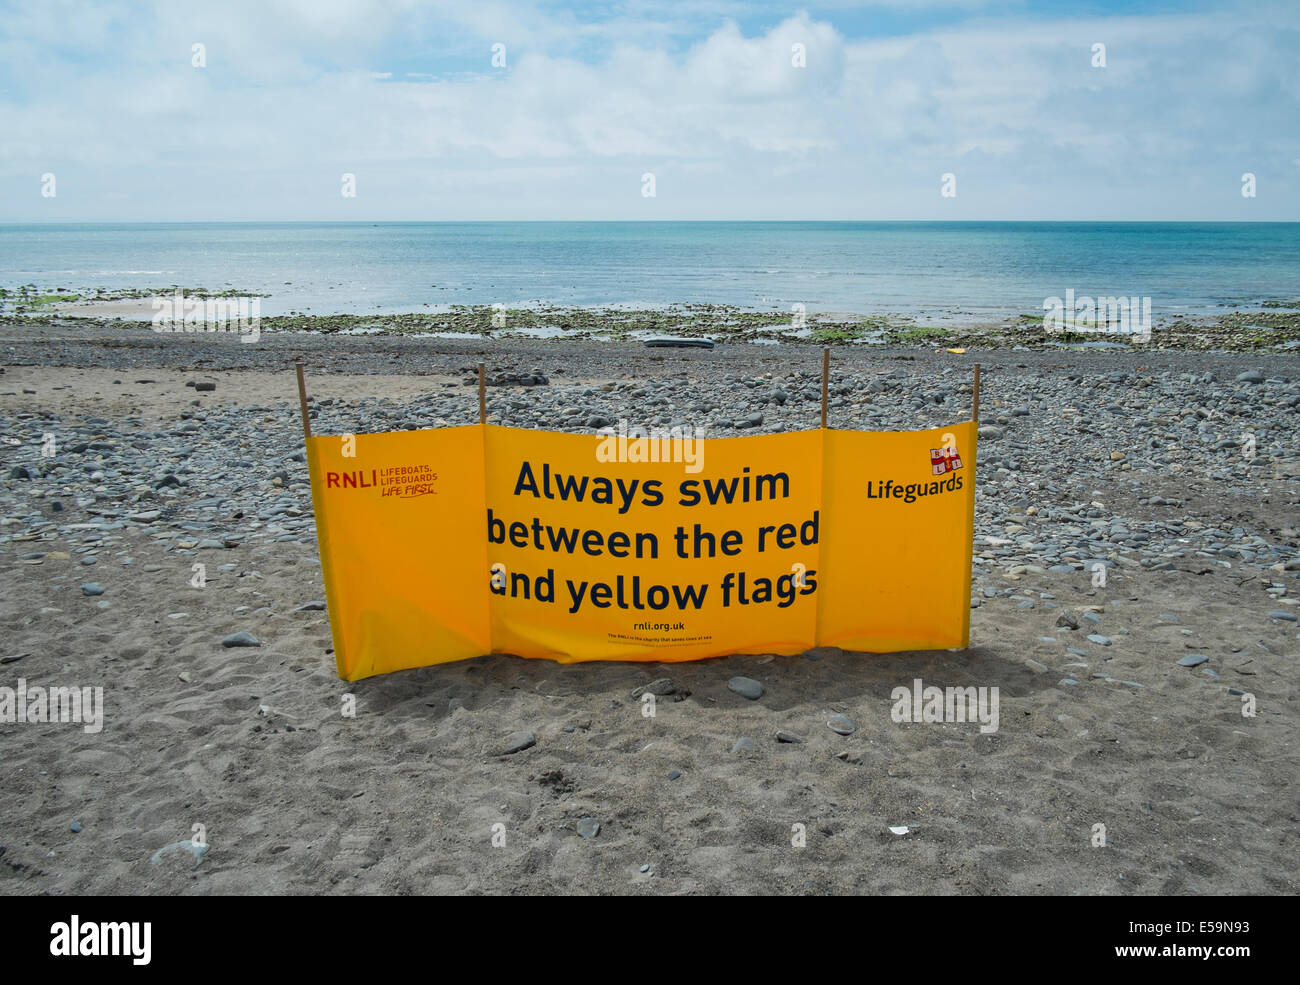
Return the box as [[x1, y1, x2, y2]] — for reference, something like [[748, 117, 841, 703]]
[[0, 0, 1296, 219]]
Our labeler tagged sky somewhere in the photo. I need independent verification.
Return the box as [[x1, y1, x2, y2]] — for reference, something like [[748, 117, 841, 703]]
[[0, 0, 1297, 221]]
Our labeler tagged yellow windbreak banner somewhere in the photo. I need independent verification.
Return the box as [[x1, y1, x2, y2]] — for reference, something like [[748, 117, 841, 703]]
[[817, 421, 976, 652], [306, 426, 490, 680], [485, 426, 823, 664], [307, 422, 975, 681]]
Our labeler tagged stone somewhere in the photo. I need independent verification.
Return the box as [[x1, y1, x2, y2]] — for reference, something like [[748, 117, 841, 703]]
[[1087, 634, 1111, 646], [80, 583, 104, 596], [728, 676, 764, 700], [775, 730, 805, 744], [221, 631, 261, 647], [577, 817, 600, 839], [631, 677, 677, 698], [1177, 654, 1209, 667], [731, 736, 757, 755], [497, 730, 536, 755], [826, 713, 855, 735]]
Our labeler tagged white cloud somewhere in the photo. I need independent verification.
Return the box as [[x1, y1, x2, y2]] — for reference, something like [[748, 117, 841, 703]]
[[0, 1, 1296, 219]]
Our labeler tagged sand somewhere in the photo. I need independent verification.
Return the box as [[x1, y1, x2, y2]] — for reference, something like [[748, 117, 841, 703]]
[[1, 344, 1296, 896]]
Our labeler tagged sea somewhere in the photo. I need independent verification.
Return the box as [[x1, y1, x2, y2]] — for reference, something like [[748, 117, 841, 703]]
[[2, 221, 1299, 323]]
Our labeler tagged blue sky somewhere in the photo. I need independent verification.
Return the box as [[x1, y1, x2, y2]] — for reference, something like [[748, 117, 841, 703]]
[[0, 0, 1296, 220]]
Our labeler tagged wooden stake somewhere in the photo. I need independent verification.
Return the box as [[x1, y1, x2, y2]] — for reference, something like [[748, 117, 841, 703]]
[[972, 363, 981, 423], [295, 361, 312, 440], [820, 348, 830, 429], [477, 363, 487, 424]]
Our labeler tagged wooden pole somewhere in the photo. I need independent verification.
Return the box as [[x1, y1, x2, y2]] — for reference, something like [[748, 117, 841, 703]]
[[477, 363, 487, 424], [820, 348, 829, 429], [972, 363, 981, 423], [295, 361, 312, 440]]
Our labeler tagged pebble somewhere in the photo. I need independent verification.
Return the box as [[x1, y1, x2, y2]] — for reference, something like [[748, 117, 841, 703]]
[[80, 582, 104, 596], [631, 677, 677, 698], [221, 631, 261, 647], [1177, 654, 1209, 667], [1268, 610, 1297, 622], [69, 821, 82, 833], [497, 730, 536, 755], [727, 676, 764, 700], [294, 601, 327, 611], [577, 817, 600, 839], [775, 730, 805, 744], [826, 713, 855, 735], [1087, 634, 1112, 646]]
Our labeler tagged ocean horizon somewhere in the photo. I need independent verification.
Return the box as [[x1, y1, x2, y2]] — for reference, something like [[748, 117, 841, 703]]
[[4, 220, 1299, 324]]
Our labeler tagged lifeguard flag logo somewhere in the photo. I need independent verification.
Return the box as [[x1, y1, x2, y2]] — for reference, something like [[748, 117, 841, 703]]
[[931, 446, 962, 474], [306, 422, 977, 681]]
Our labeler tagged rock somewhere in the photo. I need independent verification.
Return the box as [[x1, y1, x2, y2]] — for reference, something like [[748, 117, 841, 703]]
[[640, 863, 651, 873], [8, 466, 32, 480], [667, 769, 681, 781], [194, 381, 217, 392], [1087, 634, 1112, 646], [497, 730, 536, 755], [1025, 659, 1050, 674], [727, 676, 764, 700], [1267, 609, 1297, 622], [1177, 654, 1209, 667], [1054, 612, 1079, 630], [80, 583, 104, 596], [577, 817, 600, 839], [1235, 370, 1263, 384], [294, 601, 327, 611], [775, 730, 805, 744], [643, 336, 714, 349], [631, 677, 677, 698], [69, 821, 82, 833], [731, 736, 757, 755], [150, 839, 208, 869], [826, 713, 855, 735], [221, 631, 261, 647]]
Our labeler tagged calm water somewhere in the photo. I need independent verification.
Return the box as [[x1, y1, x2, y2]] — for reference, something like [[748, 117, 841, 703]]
[[2, 221, 1298, 322]]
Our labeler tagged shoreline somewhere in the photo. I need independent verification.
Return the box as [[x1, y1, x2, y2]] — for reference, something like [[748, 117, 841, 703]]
[[5, 302, 1300, 352]]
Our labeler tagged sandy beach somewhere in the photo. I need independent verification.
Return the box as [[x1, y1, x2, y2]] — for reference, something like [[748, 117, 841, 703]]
[[0, 317, 1296, 895]]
